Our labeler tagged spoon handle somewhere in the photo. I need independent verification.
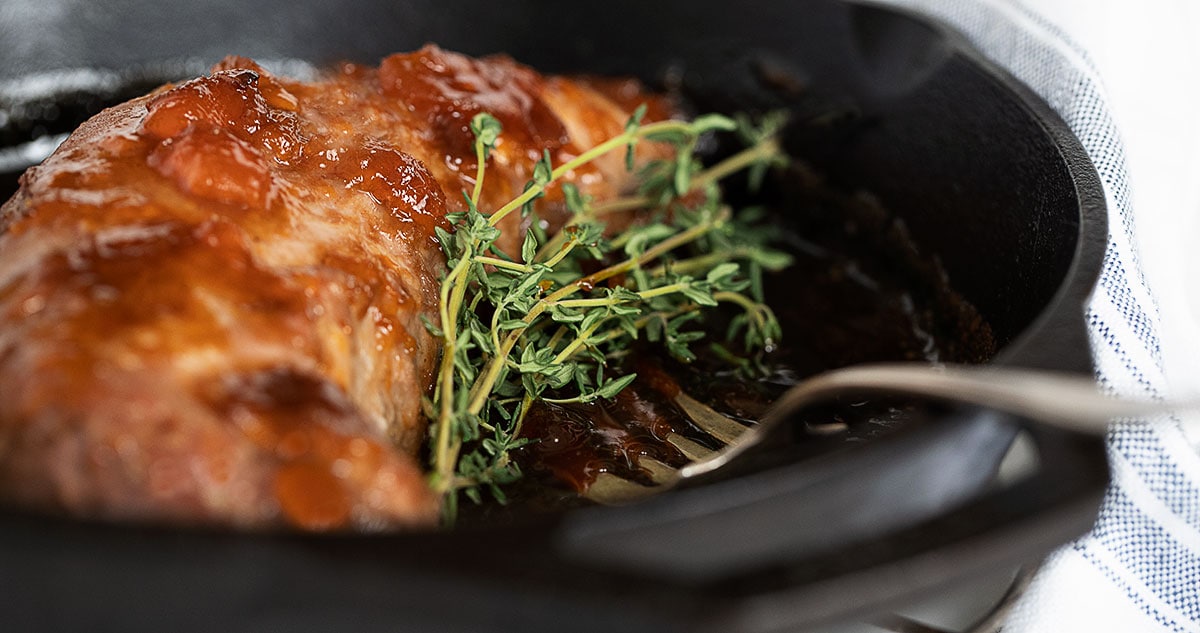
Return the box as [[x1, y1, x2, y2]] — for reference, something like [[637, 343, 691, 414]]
[[681, 363, 1174, 479], [765, 363, 1172, 435]]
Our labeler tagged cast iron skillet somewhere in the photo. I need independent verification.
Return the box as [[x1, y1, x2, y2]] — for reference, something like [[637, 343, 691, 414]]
[[0, 1, 1108, 631]]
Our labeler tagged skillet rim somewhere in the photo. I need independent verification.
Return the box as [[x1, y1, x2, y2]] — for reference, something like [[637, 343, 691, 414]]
[[0, 1, 1110, 631]]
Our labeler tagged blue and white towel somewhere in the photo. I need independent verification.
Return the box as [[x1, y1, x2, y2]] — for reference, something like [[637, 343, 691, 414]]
[[883, 0, 1200, 630]]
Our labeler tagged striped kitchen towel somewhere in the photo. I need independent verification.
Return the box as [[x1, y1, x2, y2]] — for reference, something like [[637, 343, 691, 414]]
[[882, 0, 1200, 631]]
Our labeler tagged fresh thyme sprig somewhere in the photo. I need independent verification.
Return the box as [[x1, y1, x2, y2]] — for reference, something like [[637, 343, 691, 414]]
[[426, 107, 792, 522]]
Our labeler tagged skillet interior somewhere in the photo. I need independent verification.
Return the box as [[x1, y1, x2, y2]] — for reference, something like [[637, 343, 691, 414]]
[[0, 1, 1108, 631]]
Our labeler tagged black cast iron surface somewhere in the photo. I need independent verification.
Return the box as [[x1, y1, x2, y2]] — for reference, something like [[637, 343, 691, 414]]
[[0, 1, 1108, 631]]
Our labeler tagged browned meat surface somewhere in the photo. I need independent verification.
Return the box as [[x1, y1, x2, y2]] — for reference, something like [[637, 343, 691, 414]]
[[0, 46, 671, 530]]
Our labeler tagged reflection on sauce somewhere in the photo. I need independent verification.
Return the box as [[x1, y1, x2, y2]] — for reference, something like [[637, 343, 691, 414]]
[[517, 368, 720, 492]]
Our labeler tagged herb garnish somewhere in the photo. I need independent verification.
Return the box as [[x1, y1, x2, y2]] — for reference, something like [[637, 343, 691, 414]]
[[426, 106, 791, 522]]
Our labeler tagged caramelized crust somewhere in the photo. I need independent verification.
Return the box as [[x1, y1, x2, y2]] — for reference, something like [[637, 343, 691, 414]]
[[0, 46, 671, 530]]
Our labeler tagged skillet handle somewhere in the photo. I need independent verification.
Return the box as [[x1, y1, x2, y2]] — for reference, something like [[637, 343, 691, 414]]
[[555, 414, 1108, 632]]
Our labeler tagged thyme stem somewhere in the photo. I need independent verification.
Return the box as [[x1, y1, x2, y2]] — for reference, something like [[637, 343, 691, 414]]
[[487, 120, 695, 229], [429, 106, 790, 514], [462, 211, 726, 417]]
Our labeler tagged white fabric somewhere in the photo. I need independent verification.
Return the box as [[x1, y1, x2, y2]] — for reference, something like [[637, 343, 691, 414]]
[[878, 0, 1200, 630]]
